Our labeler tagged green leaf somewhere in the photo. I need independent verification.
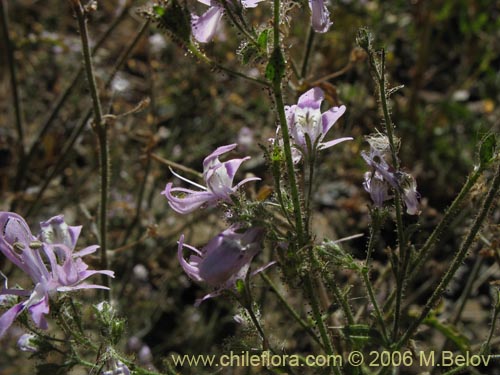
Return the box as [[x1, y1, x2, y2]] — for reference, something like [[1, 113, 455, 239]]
[[478, 133, 497, 169], [153, 5, 166, 17], [342, 324, 386, 346], [257, 29, 269, 50], [422, 315, 470, 353], [235, 279, 245, 295], [265, 48, 285, 83]]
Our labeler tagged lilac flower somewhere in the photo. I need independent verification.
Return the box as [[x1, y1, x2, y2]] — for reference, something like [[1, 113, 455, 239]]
[[363, 171, 391, 208], [361, 141, 420, 215], [283, 87, 352, 161], [102, 361, 130, 375], [309, 0, 332, 33], [191, 0, 264, 43], [17, 333, 38, 352], [177, 226, 270, 305], [0, 213, 114, 338], [162, 144, 260, 214]]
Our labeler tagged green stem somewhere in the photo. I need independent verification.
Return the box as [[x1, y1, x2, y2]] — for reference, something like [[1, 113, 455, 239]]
[[271, 0, 305, 246], [483, 294, 500, 353], [188, 43, 270, 87], [261, 273, 323, 347], [220, 0, 259, 46], [372, 49, 406, 340], [361, 268, 389, 343], [72, 0, 108, 293], [409, 167, 483, 279], [305, 154, 315, 234], [11, 3, 129, 200], [325, 275, 355, 326], [396, 160, 500, 350], [0, 0, 24, 165], [300, 27, 315, 79], [304, 274, 341, 375]]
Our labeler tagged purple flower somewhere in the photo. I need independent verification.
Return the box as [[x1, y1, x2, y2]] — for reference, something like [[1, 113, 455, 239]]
[[283, 87, 352, 161], [177, 226, 270, 305], [309, 0, 332, 33], [0, 213, 114, 338], [363, 171, 391, 208], [191, 0, 264, 43], [361, 141, 420, 215], [17, 333, 38, 352], [162, 144, 260, 214]]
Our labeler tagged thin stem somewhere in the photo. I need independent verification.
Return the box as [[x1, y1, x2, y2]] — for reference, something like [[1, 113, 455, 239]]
[[361, 268, 389, 343], [483, 293, 500, 353], [151, 153, 203, 179], [310, 61, 354, 86], [324, 275, 355, 326], [261, 273, 323, 347], [187, 43, 270, 87], [300, 27, 315, 79], [409, 167, 483, 279], [220, 0, 258, 46], [382, 166, 484, 316], [431, 256, 483, 375], [72, 0, 109, 294], [304, 154, 315, 233], [0, 0, 25, 165], [304, 274, 341, 375], [11, 4, 129, 199], [396, 160, 500, 350], [373, 49, 406, 340], [25, 18, 148, 219], [271, 0, 305, 246]]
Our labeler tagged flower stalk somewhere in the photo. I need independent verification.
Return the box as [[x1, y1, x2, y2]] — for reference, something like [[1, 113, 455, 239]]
[[71, 0, 109, 294], [396, 159, 500, 350]]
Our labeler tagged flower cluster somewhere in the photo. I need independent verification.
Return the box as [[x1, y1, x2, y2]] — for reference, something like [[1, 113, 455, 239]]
[[273, 87, 352, 162], [0, 213, 114, 337], [178, 225, 267, 305], [190, 0, 333, 43], [162, 143, 259, 214], [191, 0, 264, 43], [361, 136, 420, 215], [163, 144, 265, 304]]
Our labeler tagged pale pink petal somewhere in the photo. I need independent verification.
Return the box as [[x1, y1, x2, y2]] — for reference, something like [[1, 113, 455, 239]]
[[319, 136, 353, 150], [321, 105, 346, 135], [191, 6, 224, 43], [0, 302, 24, 338], [297, 87, 324, 109], [309, 0, 332, 33]]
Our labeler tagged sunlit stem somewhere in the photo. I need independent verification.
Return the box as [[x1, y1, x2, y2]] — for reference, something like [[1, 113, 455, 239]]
[[72, 0, 109, 297], [396, 160, 500, 350]]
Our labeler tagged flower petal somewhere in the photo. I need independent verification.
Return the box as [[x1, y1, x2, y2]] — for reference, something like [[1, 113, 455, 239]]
[[162, 183, 215, 214], [297, 87, 324, 109], [0, 302, 24, 338], [319, 136, 353, 150], [309, 0, 332, 33], [191, 6, 224, 43], [28, 297, 49, 330], [178, 235, 203, 282], [241, 0, 264, 8], [203, 143, 237, 171], [321, 105, 346, 135]]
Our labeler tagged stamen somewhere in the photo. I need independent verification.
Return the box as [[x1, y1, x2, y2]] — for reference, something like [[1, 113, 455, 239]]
[[169, 167, 207, 190]]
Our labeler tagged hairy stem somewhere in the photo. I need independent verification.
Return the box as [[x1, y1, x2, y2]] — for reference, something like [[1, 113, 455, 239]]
[[397, 160, 500, 349], [300, 27, 315, 79], [11, 3, 130, 200], [0, 0, 24, 165], [72, 0, 108, 294]]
